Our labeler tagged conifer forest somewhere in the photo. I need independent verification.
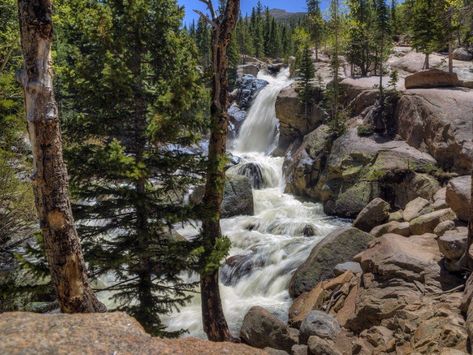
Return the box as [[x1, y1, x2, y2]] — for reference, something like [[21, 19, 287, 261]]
[[1, 0, 473, 353]]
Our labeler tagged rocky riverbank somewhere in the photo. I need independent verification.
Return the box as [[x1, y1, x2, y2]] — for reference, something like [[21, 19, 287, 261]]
[[232, 48, 473, 354]]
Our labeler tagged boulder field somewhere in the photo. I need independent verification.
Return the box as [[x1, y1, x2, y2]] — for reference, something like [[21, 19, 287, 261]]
[[240, 193, 473, 354], [237, 48, 473, 354]]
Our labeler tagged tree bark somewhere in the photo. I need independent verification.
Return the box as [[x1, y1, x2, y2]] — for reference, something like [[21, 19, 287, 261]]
[[17, 0, 105, 313], [199, 0, 239, 342]]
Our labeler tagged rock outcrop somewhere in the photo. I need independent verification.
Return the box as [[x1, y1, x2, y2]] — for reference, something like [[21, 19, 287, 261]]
[[286, 127, 440, 218], [0, 312, 265, 355], [275, 84, 325, 154], [395, 89, 473, 174]]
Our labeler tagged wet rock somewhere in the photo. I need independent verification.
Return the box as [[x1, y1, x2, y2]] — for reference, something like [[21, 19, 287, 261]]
[[370, 221, 410, 238], [409, 208, 457, 235], [453, 48, 473, 61], [438, 229, 468, 261], [267, 63, 286, 75], [289, 227, 374, 298], [190, 175, 254, 218], [434, 220, 456, 236], [240, 306, 298, 352], [403, 197, 430, 222], [228, 104, 247, 138], [405, 69, 460, 89], [299, 311, 341, 344], [220, 254, 265, 286], [235, 74, 268, 109], [307, 336, 341, 355], [0, 312, 265, 355], [227, 162, 267, 189], [284, 125, 331, 198], [334, 262, 362, 276], [353, 198, 390, 232], [446, 176, 471, 222]]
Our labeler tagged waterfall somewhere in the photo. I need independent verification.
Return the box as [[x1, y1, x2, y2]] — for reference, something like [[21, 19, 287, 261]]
[[163, 68, 346, 338], [235, 68, 291, 154]]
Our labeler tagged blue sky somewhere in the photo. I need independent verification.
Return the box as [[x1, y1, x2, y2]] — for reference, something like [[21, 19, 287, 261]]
[[178, 0, 325, 25]]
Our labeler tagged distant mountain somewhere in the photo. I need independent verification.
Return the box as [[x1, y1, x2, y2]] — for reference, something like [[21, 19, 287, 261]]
[[269, 8, 306, 24]]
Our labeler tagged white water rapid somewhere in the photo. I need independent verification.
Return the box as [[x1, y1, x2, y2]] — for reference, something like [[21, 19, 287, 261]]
[[164, 68, 346, 338]]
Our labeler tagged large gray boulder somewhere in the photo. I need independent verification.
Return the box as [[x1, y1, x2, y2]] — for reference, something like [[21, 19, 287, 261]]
[[353, 198, 390, 232], [405, 69, 460, 89], [446, 176, 471, 222], [300, 311, 341, 344], [240, 306, 299, 352], [453, 48, 473, 61], [289, 227, 374, 298], [190, 175, 254, 218]]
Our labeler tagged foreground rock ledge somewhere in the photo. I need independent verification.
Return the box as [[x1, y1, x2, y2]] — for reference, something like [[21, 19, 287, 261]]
[[0, 312, 266, 355]]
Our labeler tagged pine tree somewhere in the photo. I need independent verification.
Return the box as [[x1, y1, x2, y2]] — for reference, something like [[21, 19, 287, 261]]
[[307, 0, 324, 60], [196, 17, 212, 67], [56, 0, 207, 335], [408, 0, 448, 69], [296, 45, 316, 117], [346, 0, 376, 77]]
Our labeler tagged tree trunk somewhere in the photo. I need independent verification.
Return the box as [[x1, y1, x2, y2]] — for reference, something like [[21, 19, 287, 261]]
[[17, 0, 105, 313], [200, 0, 239, 342], [448, 41, 454, 74], [424, 53, 430, 69]]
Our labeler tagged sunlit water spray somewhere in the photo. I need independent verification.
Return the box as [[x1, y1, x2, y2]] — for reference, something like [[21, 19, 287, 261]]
[[163, 68, 346, 338]]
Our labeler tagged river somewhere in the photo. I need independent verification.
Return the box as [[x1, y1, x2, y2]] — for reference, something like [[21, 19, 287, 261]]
[[164, 68, 345, 337]]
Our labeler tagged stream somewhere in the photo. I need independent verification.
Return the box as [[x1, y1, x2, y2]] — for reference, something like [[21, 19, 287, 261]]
[[164, 68, 345, 337]]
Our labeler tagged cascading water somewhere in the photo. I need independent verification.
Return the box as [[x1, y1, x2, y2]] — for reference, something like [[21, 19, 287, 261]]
[[164, 68, 345, 338]]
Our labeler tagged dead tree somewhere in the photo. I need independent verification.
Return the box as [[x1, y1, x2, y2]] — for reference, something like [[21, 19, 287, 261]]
[[17, 0, 105, 313], [195, 0, 239, 342]]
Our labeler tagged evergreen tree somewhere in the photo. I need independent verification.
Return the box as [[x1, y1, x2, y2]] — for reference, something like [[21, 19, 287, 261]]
[[326, 0, 346, 137], [56, 0, 208, 335], [408, 0, 448, 69], [196, 17, 212, 67], [346, 0, 376, 76], [296, 45, 316, 117], [250, 1, 265, 58], [307, 0, 324, 60]]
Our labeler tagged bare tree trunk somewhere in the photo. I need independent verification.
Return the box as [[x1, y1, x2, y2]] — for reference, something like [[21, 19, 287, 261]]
[[424, 53, 430, 70], [17, 0, 105, 313], [198, 0, 239, 342]]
